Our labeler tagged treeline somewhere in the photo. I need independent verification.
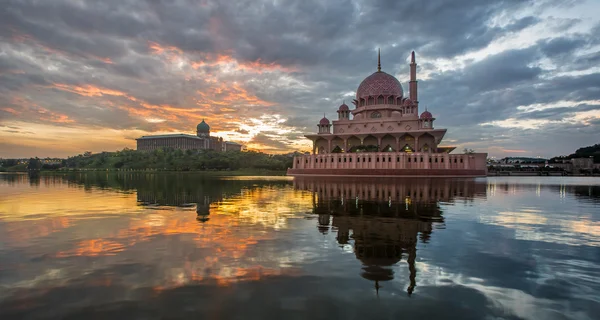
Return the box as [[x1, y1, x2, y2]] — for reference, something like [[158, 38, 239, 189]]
[[2, 148, 296, 172], [550, 143, 600, 163]]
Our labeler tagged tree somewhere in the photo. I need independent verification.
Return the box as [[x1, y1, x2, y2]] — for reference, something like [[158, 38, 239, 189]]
[[463, 148, 475, 154], [27, 158, 42, 171]]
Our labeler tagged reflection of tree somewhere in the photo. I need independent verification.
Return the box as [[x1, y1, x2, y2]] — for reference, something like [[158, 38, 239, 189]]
[[54, 172, 293, 223], [302, 177, 481, 296]]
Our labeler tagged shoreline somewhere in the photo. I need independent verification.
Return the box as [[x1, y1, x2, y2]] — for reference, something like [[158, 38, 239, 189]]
[[0, 169, 288, 176]]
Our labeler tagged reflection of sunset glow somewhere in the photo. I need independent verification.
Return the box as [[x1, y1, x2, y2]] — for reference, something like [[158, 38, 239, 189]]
[[57, 239, 125, 257], [0, 177, 314, 292]]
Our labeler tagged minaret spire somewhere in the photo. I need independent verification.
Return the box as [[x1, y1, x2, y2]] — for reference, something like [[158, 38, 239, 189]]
[[409, 51, 418, 103], [377, 48, 381, 72]]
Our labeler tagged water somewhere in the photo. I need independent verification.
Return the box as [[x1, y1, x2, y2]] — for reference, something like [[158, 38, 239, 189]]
[[0, 173, 599, 320]]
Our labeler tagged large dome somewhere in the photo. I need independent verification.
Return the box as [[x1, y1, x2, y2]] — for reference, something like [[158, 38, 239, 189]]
[[356, 71, 403, 99], [197, 120, 210, 133]]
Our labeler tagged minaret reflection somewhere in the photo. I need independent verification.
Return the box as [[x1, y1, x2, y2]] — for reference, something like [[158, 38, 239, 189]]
[[196, 196, 212, 223], [297, 177, 485, 296]]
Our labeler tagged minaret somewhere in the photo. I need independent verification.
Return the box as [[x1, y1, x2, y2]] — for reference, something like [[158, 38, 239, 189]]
[[378, 48, 381, 72], [409, 51, 418, 103]]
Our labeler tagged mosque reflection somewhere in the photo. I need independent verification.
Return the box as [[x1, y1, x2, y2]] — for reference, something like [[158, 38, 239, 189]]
[[295, 178, 487, 295]]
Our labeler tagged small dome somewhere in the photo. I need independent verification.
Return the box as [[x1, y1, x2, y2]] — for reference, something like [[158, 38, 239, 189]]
[[338, 102, 349, 111], [197, 120, 210, 132], [319, 116, 330, 125], [403, 98, 413, 106], [420, 110, 433, 120], [356, 71, 403, 100]]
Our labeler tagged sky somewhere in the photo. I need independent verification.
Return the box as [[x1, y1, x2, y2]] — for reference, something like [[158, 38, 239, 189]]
[[1, 0, 599, 158]]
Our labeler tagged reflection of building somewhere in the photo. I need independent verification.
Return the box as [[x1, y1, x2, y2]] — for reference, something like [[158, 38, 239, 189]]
[[136, 120, 242, 152], [300, 177, 484, 295], [136, 186, 223, 223], [294, 177, 487, 203], [288, 51, 487, 177]]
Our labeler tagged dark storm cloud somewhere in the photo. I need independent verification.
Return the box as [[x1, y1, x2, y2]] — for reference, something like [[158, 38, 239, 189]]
[[0, 0, 598, 156]]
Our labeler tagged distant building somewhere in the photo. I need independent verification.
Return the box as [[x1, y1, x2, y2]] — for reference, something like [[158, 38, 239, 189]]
[[136, 120, 242, 152], [499, 157, 547, 164], [572, 157, 594, 170]]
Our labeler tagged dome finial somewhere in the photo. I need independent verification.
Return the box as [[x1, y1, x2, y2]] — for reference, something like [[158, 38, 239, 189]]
[[377, 48, 381, 72]]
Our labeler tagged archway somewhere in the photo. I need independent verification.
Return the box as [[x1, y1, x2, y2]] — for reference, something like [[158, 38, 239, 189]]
[[398, 134, 415, 151], [346, 136, 361, 152], [418, 133, 435, 152], [381, 134, 395, 151], [332, 136, 344, 152], [363, 135, 378, 151], [315, 138, 328, 154]]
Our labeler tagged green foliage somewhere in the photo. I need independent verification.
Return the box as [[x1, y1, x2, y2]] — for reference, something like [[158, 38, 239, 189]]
[[550, 143, 600, 163], [61, 148, 293, 172]]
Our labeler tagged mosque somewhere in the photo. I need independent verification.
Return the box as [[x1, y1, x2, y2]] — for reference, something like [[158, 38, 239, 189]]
[[136, 120, 242, 152], [287, 51, 487, 177]]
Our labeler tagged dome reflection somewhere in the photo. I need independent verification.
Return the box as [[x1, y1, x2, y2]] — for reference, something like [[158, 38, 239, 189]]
[[297, 177, 486, 295]]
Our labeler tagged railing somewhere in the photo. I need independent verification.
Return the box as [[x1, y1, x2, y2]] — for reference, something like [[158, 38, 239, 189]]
[[292, 152, 487, 171]]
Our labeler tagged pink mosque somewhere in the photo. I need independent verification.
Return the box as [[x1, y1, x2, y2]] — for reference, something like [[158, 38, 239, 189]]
[[287, 51, 488, 177]]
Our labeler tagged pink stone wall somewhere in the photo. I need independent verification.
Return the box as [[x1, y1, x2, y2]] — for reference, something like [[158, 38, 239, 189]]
[[289, 152, 488, 177]]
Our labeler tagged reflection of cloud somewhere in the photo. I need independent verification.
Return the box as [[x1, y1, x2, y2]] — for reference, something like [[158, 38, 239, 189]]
[[57, 239, 125, 257], [0, 177, 314, 294]]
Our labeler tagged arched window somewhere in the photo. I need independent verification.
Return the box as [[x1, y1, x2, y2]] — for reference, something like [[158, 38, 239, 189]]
[[377, 95, 384, 104], [388, 96, 394, 104], [368, 97, 374, 105], [370, 111, 382, 118]]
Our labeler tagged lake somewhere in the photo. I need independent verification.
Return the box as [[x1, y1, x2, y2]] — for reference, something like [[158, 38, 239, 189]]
[[0, 173, 599, 319]]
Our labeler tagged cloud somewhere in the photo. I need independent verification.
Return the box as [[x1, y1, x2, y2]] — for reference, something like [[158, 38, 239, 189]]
[[0, 0, 599, 157]]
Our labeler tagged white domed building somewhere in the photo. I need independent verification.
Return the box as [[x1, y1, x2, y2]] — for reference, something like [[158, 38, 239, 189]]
[[136, 120, 242, 152], [288, 51, 487, 177]]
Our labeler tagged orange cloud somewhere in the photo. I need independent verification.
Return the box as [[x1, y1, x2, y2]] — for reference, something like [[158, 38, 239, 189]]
[[191, 53, 296, 74], [8, 96, 75, 124], [1, 107, 21, 115], [52, 83, 131, 98]]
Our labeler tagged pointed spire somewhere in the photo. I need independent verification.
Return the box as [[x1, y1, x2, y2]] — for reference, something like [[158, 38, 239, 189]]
[[411, 51, 415, 64], [377, 48, 381, 72]]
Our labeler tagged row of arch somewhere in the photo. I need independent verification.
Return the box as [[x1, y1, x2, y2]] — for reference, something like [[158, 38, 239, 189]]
[[314, 133, 436, 154], [357, 95, 414, 107]]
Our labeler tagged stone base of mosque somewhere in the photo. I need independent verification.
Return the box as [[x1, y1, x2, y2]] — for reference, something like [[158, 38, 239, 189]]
[[287, 168, 486, 177], [287, 152, 488, 177]]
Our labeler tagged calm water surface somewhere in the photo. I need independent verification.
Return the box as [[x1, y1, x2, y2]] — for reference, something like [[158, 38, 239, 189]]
[[0, 173, 599, 319]]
